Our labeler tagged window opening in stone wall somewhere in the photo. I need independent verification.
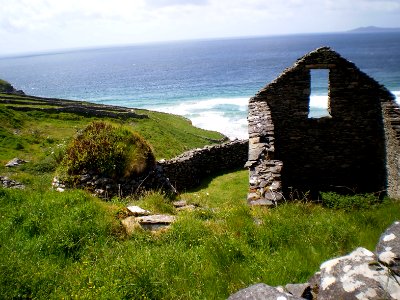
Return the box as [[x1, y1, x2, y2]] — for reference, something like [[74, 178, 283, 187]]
[[309, 69, 330, 118]]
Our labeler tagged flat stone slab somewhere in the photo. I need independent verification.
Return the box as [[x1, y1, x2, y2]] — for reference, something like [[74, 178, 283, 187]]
[[122, 214, 176, 233], [173, 200, 188, 208], [136, 214, 176, 224], [126, 205, 151, 216], [136, 214, 176, 231], [5, 158, 27, 167], [177, 205, 197, 212], [248, 199, 275, 207]]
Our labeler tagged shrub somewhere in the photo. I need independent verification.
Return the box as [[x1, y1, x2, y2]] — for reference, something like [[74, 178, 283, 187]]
[[58, 121, 155, 180]]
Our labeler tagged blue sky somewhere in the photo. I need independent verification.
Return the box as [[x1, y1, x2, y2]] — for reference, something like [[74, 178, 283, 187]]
[[1, 0, 400, 55]]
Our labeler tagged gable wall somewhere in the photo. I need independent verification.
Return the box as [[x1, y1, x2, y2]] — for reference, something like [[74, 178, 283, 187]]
[[247, 48, 394, 204]]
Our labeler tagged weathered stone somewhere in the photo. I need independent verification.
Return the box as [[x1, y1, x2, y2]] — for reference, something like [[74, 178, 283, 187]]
[[376, 221, 400, 275], [248, 199, 274, 206], [318, 247, 400, 300], [80, 174, 91, 182], [0, 176, 25, 189], [247, 192, 259, 201], [126, 205, 151, 216], [270, 181, 282, 190], [247, 46, 400, 201], [136, 214, 176, 231], [5, 158, 27, 167], [172, 200, 188, 208], [228, 283, 303, 300], [121, 216, 141, 235], [177, 205, 197, 212], [264, 191, 283, 201], [285, 283, 312, 299]]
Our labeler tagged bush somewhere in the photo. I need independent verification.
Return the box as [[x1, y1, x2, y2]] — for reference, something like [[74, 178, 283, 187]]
[[58, 121, 155, 180]]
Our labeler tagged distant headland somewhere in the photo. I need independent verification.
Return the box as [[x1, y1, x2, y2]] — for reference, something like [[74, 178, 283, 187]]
[[347, 26, 400, 33]]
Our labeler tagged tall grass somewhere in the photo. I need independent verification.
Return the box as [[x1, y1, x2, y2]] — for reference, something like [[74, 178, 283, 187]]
[[1, 170, 399, 299]]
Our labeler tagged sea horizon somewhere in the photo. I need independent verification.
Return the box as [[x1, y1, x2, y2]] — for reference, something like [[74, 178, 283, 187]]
[[1, 32, 399, 139]]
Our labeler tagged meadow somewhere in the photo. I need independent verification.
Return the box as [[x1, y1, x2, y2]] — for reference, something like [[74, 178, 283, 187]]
[[1, 90, 399, 299]]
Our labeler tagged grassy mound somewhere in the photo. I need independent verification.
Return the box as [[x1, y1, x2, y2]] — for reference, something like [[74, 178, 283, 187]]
[[0, 79, 13, 93], [58, 121, 155, 181]]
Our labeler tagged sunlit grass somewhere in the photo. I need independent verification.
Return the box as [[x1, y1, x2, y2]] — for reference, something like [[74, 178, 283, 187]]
[[1, 170, 399, 299]]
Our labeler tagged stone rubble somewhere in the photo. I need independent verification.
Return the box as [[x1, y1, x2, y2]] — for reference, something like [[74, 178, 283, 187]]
[[0, 176, 25, 189]]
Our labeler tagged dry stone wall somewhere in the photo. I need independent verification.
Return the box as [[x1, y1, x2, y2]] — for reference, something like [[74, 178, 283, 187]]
[[53, 140, 248, 197], [247, 47, 400, 205], [159, 139, 248, 191], [382, 101, 400, 199]]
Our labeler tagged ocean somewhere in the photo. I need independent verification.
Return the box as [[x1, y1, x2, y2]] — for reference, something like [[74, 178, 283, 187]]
[[1, 32, 399, 139]]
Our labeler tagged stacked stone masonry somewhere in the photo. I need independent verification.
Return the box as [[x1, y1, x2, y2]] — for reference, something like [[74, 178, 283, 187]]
[[247, 47, 400, 205], [159, 139, 248, 191], [54, 139, 248, 198]]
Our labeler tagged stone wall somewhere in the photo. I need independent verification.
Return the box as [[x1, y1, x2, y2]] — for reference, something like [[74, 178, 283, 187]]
[[247, 47, 399, 205], [382, 101, 400, 199], [159, 139, 248, 191], [54, 139, 248, 198]]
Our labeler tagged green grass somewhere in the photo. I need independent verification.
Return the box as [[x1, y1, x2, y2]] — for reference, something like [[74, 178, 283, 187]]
[[0, 94, 225, 189], [1, 90, 400, 299], [1, 170, 399, 299], [0, 94, 224, 161]]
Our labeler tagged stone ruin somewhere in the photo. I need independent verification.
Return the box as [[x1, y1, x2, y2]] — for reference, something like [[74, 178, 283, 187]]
[[247, 47, 400, 206]]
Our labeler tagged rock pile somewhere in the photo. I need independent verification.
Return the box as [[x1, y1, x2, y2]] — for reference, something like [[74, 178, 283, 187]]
[[228, 221, 400, 300], [0, 176, 25, 189]]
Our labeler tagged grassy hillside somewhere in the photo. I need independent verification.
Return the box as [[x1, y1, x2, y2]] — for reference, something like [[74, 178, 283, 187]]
[[1, 90, 400, 299], [0, 92, 225, 187], [1, 171, 399, 299]]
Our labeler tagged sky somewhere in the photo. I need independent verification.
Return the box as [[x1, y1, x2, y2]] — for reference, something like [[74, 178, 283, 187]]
[[1, 0, 400, 56]]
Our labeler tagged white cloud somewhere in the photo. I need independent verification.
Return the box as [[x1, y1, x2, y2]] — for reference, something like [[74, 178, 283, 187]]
[[0, 0, 399, 55]]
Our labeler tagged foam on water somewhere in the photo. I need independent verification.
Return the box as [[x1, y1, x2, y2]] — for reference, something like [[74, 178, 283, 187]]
[[148, 97, 250, 140], [393, 90, 400, 104], [147, 91, 400, 140]]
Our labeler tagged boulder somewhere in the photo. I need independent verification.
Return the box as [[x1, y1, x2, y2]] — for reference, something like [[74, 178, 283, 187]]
[[376, 221, 400, 276], [284, 283, 312, 299], [228, 283, 303, 300], [317, 247, 400, 300]]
